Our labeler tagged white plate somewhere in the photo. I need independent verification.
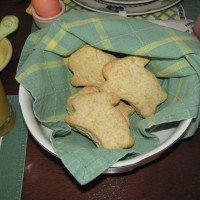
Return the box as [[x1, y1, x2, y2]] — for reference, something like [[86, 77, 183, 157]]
[[71, 0, 181, 16], [102, 0, 155, 5], [19, 85, 192, 173]]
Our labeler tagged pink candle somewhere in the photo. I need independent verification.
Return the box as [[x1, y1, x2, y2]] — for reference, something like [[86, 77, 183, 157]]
[[32, 0, 62, 18]]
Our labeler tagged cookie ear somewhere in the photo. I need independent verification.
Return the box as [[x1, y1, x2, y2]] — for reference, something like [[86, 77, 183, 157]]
[[116, 101, 135, 126], [131, 56, 150, 68], [105, 92, 120, 107]]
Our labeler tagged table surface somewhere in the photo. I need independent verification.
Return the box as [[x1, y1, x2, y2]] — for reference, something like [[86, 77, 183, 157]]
[[0, 1, 200, 200]]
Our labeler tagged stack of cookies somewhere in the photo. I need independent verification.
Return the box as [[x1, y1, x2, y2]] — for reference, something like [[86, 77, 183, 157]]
[[64, 45, 167, 149]]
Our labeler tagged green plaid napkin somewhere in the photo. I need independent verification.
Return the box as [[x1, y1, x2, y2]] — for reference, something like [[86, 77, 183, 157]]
[[16, 10, 200, 185], [0, 96, 28, 200]]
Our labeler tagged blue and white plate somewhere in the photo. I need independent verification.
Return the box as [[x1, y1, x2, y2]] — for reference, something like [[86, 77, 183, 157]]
[[72, 0, 181, 16]]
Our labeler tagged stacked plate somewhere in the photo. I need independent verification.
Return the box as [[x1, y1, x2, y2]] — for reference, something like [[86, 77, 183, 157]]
[[71, 0, 181, 16]]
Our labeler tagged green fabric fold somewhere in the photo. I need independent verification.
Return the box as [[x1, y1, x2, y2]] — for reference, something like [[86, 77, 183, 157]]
[[16, 10, 200, 185]]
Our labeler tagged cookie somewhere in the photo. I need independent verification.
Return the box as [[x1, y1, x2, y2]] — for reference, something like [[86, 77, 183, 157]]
[[100, 56, 167, 118], [68, 45, 116, 87], [65, 92, 134, 149]]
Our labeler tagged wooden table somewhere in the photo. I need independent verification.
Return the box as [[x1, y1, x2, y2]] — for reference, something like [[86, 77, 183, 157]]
[[1, 1, 200, 199]]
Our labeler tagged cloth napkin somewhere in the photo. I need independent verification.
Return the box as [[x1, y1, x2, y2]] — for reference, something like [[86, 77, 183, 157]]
[[0, 96, 28, 200], [16, 10, 200, 185]]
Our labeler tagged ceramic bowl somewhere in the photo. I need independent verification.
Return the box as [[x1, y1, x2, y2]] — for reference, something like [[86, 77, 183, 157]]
[[19, 85, 192, 174], [32, 0, 65, 29], [0, 38, 12, 71]]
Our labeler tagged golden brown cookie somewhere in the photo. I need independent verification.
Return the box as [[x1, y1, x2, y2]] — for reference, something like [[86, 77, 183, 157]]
[[68, 45, 116, 87], [65, 92, 134, 149], [100, 56, 167, 118]]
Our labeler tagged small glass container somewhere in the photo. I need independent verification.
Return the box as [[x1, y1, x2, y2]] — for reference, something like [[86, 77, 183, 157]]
[[0, 80, 15, 137]]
